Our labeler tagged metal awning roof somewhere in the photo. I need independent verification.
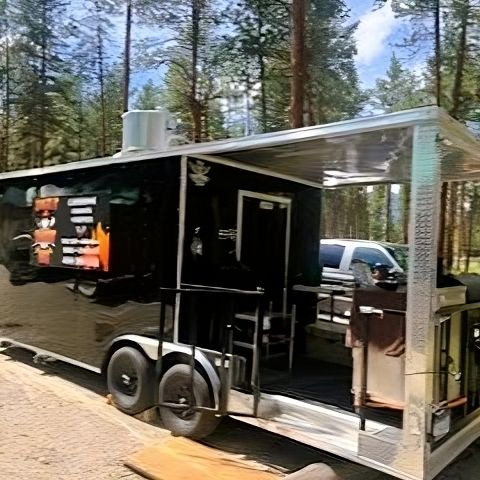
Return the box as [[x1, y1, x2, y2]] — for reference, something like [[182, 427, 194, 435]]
[[194, 106, 480, 186], [2, 106, 479, 187]]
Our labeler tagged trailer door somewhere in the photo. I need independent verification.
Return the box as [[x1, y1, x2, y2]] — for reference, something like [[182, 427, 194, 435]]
[[236, 190, 291, 314]]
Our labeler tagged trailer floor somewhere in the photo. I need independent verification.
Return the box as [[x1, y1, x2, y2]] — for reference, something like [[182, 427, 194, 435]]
[[261, 357, 403, 428]]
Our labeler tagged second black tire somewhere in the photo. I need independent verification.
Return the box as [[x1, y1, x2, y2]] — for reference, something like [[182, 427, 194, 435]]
[[158, 363, 220, 439]]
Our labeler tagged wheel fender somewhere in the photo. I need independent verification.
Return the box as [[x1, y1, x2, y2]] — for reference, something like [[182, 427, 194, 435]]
[[107, 335, 221, 407]]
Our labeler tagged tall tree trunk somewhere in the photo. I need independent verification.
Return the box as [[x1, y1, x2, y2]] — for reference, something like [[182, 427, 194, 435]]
[[258, 52, 267, 132], [203, 103, 210, 139], [434, 0, 442, 107], [385, 184, 392, 242], [290, 0, 306, 128], [402, 184, 410, 244], [77, 94, 84, 161], [96, 25, 107, 156], [4, 36, 9, 169], [255, 10, 267, 132], [191, 105, 202, 142], [446, 182, 457, 270], [466, 185, 478, 272], [306, 85, 315, 126], [434, 0, 448, 261], [450, 0, 468, 119], [39, 0, 48, 168], [123, 0, 132, 113], [457, 182, 466, 271], [0, 36, 10, 171], [445, 4, 469, 269], [244, 76, 252, 136], [190, 0, 202, 142]]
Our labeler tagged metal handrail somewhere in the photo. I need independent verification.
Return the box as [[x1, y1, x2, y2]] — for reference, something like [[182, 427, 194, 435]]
[[156, 284, 264, 416]]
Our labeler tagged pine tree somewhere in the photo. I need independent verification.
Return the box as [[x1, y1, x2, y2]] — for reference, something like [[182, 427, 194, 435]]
[[441, 0, 480, 121], [224, 0, 364, 132], [135, 80, 164, 110], [138, 0, 226, 142], [371, 53, 429, 112], [306, 0, 365, 123], [290, 0, 306, 128], [0, 0, 11, 170], [84, 64, 123, 157], [221, 0, 289, 133], [7, 0, 72, 167], [123, 0, 132, 112], [375, 0, 443, 105], [373, 1, 480, 265], [322, 187, 369, 239], [69, 0, 121, 157], [44, 74, 88, 164]]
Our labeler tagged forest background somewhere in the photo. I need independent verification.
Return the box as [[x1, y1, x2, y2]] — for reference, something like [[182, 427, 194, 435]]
[[0, 0, 479, 270]]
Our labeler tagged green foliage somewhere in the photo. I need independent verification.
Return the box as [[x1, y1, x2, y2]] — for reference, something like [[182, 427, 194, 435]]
[[440, 1, 480, 120], [0, 0, 479, 269], [0, 0, 477, 177], [44, 75, 87, 165], [5, 0, 72, 168], [220, 0, 289, 132], [370, 53, 431, 112], [306, 0, 365, 123], [84, 64, 123, 157], [368, 0, 480, 260], [0, 0, 125, 169], [135, 80, 165, 110], [221, 0, 365, 132], [0, 0, 368, 169], [322, 187, 370, 239], [136, 0, 226, 141], [368, 186, 387, 241]]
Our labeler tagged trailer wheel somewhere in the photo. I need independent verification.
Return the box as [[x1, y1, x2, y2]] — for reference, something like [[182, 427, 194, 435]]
[[158, 364, 220, 439], [107, 346, 154, 415]]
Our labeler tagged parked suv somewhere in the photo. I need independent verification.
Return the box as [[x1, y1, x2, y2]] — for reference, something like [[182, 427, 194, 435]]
[[319, 239, 408, 283]]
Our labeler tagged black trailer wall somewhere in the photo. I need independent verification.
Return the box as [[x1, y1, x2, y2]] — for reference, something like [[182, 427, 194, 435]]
[[0, 158, 180, 368]]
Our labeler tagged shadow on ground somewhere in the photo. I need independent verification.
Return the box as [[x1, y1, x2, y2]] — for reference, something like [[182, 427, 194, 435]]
[[3, 346, 107, 395], [204, 419, 393, 479]]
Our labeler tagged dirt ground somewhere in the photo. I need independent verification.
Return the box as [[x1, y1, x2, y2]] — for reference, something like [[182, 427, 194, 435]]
[[0, 349, 168, 480], [1, 348, 480, 480]]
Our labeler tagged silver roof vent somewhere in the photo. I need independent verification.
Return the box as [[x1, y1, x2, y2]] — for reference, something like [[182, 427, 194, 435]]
[[114, 109, 187, 157]]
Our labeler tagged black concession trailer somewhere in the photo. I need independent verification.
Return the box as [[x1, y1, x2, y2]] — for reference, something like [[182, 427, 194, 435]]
[[3, 106, 480, 480]]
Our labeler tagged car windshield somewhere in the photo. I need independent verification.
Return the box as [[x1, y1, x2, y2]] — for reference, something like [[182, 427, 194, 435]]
[[386, 245, 409, 271]]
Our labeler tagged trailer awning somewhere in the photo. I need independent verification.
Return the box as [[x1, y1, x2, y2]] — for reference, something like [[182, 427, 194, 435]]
[[192, 106, 480, 187], [201, 127, 413, 187], [1, 106, 479, 188]]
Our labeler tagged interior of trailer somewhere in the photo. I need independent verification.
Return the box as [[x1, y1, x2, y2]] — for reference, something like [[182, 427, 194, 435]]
[[177, 107, 480, 437]]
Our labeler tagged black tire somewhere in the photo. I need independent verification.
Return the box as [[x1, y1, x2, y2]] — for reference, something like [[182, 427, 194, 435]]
[[107, 346, 154, 415], [158, 363, 220, 439]]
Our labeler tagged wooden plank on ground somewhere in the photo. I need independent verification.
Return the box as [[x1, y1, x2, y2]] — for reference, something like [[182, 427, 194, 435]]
[[125, 436, 282, 480]]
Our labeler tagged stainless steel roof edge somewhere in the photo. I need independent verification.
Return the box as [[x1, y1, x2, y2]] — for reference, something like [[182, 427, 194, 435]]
[[0, 106, 443, 182], [200, 105, 441, 153], [204, 105, 441, 145], [438, 109, 480, 157]]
